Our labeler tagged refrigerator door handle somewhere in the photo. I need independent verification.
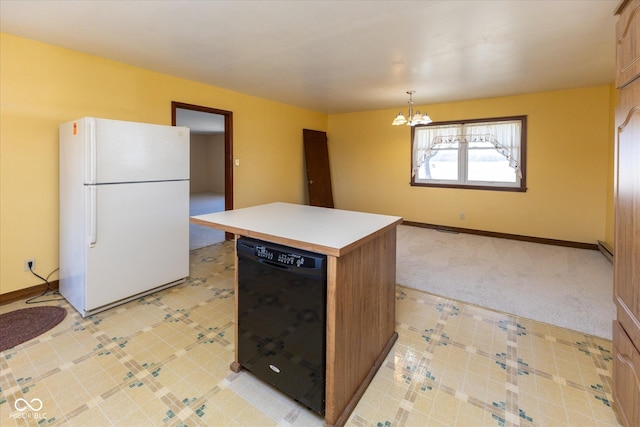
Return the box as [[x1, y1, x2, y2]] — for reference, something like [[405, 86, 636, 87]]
[[88, 186, 97, 247], [88, 117, 97, 184]]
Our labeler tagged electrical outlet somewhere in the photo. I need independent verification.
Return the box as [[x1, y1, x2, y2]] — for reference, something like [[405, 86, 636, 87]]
[[459, 213, 465, 220], [24, 258, 36, 272]]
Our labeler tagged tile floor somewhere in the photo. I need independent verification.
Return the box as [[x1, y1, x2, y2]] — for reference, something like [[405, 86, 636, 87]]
[[0, 242, 622, 426]]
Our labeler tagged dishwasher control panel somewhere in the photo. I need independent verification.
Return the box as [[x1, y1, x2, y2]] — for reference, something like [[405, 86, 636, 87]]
[[255, 245, 313, 268]]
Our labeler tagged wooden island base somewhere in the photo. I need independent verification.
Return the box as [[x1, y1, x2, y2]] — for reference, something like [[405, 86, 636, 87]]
[[325, 331, 398, 427]]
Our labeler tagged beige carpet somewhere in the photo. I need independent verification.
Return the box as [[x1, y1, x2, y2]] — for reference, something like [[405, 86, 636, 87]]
[[395, 225, 615, 339]]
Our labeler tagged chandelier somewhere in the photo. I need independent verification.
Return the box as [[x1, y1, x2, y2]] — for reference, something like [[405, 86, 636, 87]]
[[392, 90, 432, 126]]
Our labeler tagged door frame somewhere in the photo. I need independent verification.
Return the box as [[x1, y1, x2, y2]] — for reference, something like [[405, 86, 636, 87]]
[[171, 101, 233, 213]]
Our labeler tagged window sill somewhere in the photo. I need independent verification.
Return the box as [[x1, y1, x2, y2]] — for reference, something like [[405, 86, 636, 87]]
[[410, 182, 527, 192]]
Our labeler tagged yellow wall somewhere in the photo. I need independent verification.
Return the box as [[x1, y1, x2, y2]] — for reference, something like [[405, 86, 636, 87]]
[[0, 32, 616, 297], [0, 33, 327, 294], [328, 85, 614, 244]]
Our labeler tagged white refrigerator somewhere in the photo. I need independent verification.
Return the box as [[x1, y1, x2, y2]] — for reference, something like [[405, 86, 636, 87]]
[[59, 117, 190, 317]]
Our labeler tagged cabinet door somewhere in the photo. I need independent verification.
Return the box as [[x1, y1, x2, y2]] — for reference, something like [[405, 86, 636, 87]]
[[616, 0, 640, 88], [613, 321, 640, 427], [614, 80, 640, 350]]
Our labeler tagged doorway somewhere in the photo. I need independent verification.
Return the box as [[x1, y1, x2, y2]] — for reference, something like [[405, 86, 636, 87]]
[[172, 102, 233, 250]]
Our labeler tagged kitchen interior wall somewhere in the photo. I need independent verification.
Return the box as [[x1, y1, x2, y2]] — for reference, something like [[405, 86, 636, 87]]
[[0, 33, 327, 295], [190, 133, 225, 194], [0, 32, 615, 297], [328, 84, 615, 245]]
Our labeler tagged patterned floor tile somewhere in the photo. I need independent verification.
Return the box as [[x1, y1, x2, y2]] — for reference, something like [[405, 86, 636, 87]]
[[0, 242, 622, 426]]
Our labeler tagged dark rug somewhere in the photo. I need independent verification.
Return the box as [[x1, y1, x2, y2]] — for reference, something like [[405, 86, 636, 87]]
[[0, 306, 67, 352]]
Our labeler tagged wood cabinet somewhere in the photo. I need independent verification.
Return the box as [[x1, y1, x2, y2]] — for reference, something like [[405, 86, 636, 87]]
[[616, 0, 640, 87], [613, 322, 640, 426], [613, 2, 640, 427]]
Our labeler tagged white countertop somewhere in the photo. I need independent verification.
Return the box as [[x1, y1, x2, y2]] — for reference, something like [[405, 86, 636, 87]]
[[190, 202, 402, 256]]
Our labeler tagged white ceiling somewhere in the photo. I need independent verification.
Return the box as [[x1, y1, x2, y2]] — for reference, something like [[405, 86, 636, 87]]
[[0, 0, 618, 114]]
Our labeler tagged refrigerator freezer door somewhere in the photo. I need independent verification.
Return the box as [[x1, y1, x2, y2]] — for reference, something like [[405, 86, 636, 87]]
[[61, 117, 190, 184], [84, 180, 189, 311]]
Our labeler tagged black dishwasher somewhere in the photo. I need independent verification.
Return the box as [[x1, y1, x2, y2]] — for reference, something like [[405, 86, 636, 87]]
[[236, 237, 327, 414]]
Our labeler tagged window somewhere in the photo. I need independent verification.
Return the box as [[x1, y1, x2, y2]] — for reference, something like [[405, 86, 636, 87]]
[[411, 116, 526, 191]]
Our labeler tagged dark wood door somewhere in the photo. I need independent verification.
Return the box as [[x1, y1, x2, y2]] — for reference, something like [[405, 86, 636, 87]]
[[303, 129, 334, 208]]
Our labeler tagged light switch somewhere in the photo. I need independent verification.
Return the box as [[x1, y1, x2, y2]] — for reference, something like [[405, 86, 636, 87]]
[[235, 159, 240, 166]]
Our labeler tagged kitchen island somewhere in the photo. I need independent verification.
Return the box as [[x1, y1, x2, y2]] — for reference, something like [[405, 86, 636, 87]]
[[191, 202, 402, 427]]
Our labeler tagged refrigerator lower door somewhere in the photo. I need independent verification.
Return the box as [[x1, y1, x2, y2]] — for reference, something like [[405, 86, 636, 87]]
[[84, 180, 189, 312]]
